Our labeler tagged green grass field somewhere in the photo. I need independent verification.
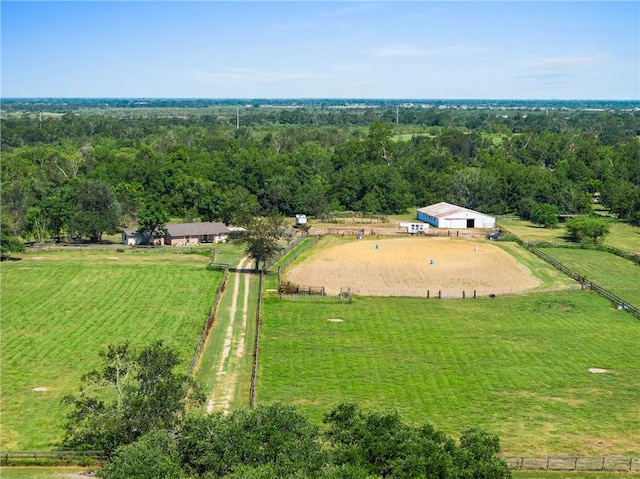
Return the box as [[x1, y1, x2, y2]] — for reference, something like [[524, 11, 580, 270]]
[[0, 248, 223, 450], [257, 291, 640, 456], [497, 219, 640, 254], [539, 247, 640, 307]]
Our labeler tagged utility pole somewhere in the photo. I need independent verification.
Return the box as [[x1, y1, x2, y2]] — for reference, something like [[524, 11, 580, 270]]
[[236, 107, 240, 129], [396, 107, 399, 125]]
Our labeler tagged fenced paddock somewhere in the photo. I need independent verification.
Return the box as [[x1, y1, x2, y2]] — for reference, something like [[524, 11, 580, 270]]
[[283, 236, 554, 298]]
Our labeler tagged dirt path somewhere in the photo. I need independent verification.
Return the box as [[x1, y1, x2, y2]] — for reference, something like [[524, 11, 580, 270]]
[[206, 256, 252, 414]]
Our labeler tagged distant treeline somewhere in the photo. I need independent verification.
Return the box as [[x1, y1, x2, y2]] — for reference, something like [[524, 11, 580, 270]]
[[1, 105, 639, 243], [2, 97, 639, 112]]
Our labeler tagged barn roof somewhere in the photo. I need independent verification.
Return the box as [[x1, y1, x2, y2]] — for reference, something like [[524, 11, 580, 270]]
[[417, 202, 494, 219], [165, 222, 230, 237]]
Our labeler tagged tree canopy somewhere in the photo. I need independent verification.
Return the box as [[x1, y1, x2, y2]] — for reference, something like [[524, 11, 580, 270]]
[[62, 341, 204, 455], [98, 401, 511, 479], [2, 104, 639, 246]]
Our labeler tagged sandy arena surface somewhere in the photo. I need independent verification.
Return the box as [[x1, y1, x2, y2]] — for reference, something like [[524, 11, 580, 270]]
[[285, 237, 541, 297]]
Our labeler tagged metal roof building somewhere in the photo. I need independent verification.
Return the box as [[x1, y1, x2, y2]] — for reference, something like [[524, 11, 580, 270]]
[[417, 202, 496, 229]]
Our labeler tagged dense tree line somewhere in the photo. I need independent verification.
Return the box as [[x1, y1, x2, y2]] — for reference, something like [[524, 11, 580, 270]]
[[2, 107, 639, 243]]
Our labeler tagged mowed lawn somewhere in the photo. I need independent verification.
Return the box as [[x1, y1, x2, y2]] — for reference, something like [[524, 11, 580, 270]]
[[258, 291, 640, 456], [540, 247, 640, 307], [1, 248, 222, 450]]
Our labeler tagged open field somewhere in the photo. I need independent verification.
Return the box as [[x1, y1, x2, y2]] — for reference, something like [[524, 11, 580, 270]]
[[539, 247, 640, 307], [0, 248, 222, 450], [283, 236, 577, 297], [0, 467, 92, 479], [258, 291, 640, 456], [497, 219, 640, 254]]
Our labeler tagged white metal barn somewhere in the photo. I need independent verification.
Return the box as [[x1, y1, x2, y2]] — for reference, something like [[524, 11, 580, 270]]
[[417, 202, 496, 229]]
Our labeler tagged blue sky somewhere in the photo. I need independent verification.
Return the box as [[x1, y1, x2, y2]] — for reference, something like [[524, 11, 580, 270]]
[[1, 1, 638, 99]]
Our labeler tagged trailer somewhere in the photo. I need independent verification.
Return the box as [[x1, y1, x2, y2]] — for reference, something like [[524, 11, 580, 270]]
[[295, 214, 308, 228], [398, 222, 430, 235]]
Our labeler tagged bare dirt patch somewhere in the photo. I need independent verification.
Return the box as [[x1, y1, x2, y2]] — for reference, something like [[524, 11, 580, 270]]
[[32, 387, 50, 392], [589, 368, 609, 373], [285, 237, 541, 297]]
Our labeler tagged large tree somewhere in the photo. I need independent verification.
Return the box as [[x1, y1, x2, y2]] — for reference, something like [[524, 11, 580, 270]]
[[531, 203, 559, 229], [70, 181, 121, 242], [242, 215, 286, 271], [0, 215, 25, 259], [62, 341, 204, 455], [565, 216, 610, 244], [136, 200, 169, 243]]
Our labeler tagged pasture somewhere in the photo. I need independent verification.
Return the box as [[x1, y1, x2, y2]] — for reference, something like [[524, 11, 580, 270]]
[[260, 235, 639, 455], [257, 291, 640, 456], [540, 247, 640, 306], [497, 218, 640, 254], [283, 236, 577, 297], [0, 247, 222, 450]]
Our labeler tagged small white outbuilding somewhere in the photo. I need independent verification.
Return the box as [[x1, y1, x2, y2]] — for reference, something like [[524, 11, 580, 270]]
[[417, 202, 495, 229]]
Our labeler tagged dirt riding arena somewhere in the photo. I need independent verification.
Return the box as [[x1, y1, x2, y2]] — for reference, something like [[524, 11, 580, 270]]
[[284, 237, 541, 298]]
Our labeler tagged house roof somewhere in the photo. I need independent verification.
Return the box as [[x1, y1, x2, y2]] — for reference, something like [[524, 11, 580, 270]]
[[417, 202, 494, 219], [165, 222, 230, 237]]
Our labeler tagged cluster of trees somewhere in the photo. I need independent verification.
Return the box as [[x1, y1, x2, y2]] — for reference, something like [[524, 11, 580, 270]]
[[2, 107, 639, 246], [64, 342, 511, 479]]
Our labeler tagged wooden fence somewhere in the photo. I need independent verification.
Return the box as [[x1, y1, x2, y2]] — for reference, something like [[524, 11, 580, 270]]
[[1, 450, 105, 464], [279, 291, 351, 303], [499, 455, 640, 472], [504, 232, 640, 320], [185, 264, 230, 383], [2, 451, 637, 471], [249, 272, 264, 407], [263, 233, 309, 271], [533, 241, 640, 265]]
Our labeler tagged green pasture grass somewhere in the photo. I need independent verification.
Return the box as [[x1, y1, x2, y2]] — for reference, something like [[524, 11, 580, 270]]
[[194, 269, 260, 412], [1, 248, 223, 450], [602, 222, 640, 253], [539, 248, 640, 306], [482, 132, 508, 145], [497, 218, 640, 255], [0, 467, 92, 478], [257, 291, 640, 456], [497, 219, 571, 244], [513, 473, 640, 479], [210, 241, 248, 267]]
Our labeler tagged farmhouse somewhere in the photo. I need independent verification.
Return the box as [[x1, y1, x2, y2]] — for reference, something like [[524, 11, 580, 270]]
[[417, 202, 495, 229], [122, 222, 230, 246], [164, 222, 230, 246]]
